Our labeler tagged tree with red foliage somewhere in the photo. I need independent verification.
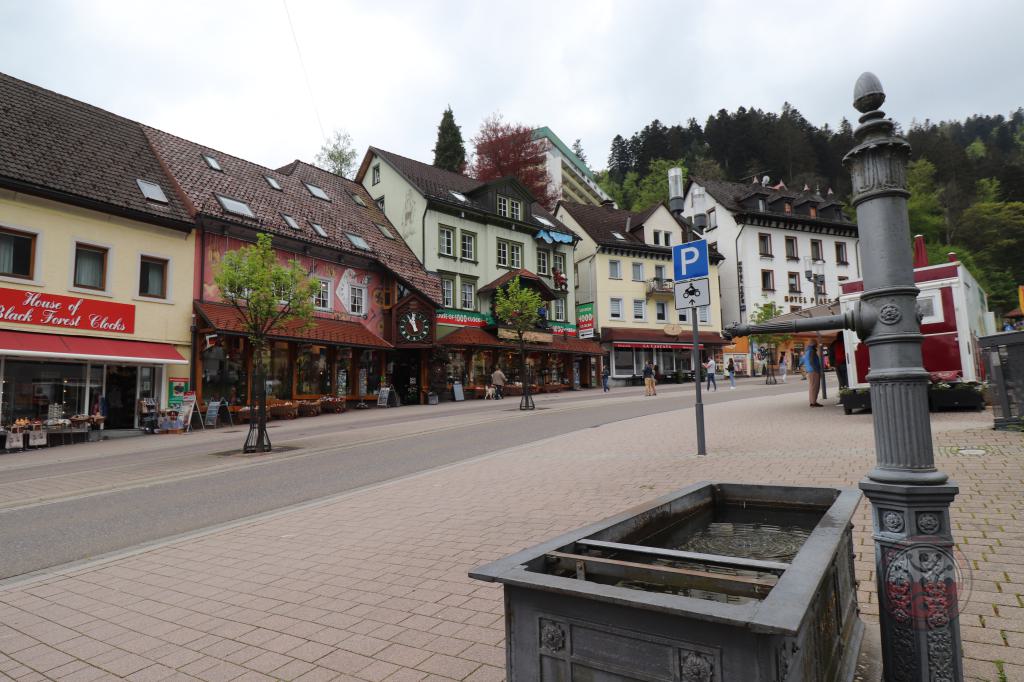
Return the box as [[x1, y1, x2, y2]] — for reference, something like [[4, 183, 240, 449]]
[[469, 113, 558, 210]]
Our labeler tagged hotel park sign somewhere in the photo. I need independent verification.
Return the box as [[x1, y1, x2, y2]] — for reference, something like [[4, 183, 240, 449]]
[[0, 286, 135, 333]]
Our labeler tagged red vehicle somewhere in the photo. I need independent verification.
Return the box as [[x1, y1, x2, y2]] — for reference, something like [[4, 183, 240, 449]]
[[838, 238, 996, 391]]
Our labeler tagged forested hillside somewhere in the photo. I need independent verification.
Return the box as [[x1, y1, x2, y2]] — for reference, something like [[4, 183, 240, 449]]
[[596, 106, 1024, 312]]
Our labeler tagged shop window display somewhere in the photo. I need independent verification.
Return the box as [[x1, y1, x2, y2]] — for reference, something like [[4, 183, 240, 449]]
[[613, 348, 633, 376], [201, 337, 249, 405], [470, 351, 490, 386], [296, 345, 331, 396], [446, 350, 467, 384], [359, 349, 382, 395], [257, 341, 292, 400], [3, 361, 87, 422]]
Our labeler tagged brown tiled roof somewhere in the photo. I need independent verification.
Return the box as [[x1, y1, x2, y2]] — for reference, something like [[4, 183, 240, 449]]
[[0, 72, 192, 230], [599, 327, 730, 346], [364, 147, 574, 239], [558, 201, 690, 253], [691, 176, 855, 226], [195, 302, 392, 349], [143, 128, 440, 305], [477, 268, 556, 300], [437, 327, 511, 348], [550, 336, 603, 355]]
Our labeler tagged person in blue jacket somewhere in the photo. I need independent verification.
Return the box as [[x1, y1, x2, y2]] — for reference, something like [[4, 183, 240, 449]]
[[802, 341, 822, 407]]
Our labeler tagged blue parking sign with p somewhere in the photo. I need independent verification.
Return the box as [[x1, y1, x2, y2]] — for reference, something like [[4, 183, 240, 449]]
[[672, 239, 709, 281]]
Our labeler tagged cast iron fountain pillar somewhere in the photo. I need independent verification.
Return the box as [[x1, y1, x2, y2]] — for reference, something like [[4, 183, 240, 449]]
[[844, 73, 963, 681]]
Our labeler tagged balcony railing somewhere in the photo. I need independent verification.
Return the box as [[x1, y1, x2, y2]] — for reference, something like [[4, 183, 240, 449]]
[[646, 278, 675, 297]]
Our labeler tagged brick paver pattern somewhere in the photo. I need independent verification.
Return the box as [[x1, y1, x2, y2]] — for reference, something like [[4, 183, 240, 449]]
[[0, 389, 1020, 681]]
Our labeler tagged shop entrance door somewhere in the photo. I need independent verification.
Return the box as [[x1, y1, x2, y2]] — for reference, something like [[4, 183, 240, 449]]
[[393, 351, 422, 405], [104, 365, 138, 429]]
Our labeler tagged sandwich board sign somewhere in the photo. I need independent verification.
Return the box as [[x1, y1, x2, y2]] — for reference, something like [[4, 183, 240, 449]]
[[674, 278, 711, 310], [672, 239, 709, 282]]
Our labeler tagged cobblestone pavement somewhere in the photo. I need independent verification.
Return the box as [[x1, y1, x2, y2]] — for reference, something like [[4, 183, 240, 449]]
[[0, 391, 1020, 681]]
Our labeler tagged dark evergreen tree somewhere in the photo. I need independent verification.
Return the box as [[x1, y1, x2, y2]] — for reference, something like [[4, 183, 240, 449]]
[[571, 138, 588, 166], [432, 106, 466, 173], [607, 135, 631, 184]]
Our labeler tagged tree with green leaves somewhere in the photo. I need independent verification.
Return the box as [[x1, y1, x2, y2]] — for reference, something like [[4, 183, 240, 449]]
[[214, 233, 318, 451], [314, 129, 357, 179], [494, 276, 543, 410], [749, 302, 792, 379], [571, 138, 588, 166], [907, 159, 946, 243], [432, 106, 466, 173]]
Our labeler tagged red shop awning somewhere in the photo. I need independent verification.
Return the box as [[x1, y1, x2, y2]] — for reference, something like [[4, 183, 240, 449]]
[[613, 342, 704, 350], [0, 329, 187, 364]]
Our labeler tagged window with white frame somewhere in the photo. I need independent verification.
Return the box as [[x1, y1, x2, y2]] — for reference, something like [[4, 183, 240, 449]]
[[439, 227, 454, 256], [554, 298, 566, 321], [698, 305, 709, 323], [537, 250, 549, 275], [633, 299, 646, 320], [835, 241, 849, 264], [349, 285, 367, 315], [497, 240, 509, 267], [460, 232, 475, 261], [632, 262, 644, 281], [510, 243, 522, 269], [678, 308, 689, 322], [371, 164, 381, 185], [652, 231, 661, 245], [609, 298, 623, 319], [313, 278, 331, 310], [656, 301, 667, 321], [707, 208, 717, 228], [609, 259, 621, 279], [441, 277, 454, 308], [375, 196, 385, 211], [460, 281, 475, 310], [510, 198, 522, 221], [663, 232, 671, 246], [553, 253, 565, 274], [655, 264, 665, 282]]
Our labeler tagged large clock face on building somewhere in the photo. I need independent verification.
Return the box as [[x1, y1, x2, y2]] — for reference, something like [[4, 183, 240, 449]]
[[398, 310, 430, 343]]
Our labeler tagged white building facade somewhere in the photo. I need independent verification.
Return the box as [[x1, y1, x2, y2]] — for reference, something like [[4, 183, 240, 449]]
[[532, 127, 611, 206], [681, 178, 861, 328]]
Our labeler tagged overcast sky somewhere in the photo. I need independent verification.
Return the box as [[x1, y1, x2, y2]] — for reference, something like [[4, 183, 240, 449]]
[[2, 0, 1021, 177]]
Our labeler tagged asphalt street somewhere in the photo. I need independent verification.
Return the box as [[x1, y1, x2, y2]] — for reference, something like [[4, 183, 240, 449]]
[[0, 380, 806, 581]]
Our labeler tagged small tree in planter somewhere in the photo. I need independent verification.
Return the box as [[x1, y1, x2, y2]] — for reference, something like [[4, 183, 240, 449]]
[[214, 233, 317, 452], [495, 276, 543, 410], [750, 302, 792, 382]]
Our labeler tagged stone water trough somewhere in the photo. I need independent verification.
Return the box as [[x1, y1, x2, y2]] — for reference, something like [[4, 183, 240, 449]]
[[470, 482, 863, 681]]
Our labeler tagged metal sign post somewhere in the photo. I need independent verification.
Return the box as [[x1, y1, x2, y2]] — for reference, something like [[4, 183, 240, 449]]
[[673, 242, 710, 457]]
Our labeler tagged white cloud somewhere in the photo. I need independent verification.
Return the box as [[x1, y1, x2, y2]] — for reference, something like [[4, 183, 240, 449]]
[[1, 0, 1021, 173]]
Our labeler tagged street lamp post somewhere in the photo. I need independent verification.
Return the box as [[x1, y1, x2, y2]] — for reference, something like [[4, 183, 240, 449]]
[[723, 73, 963, 680]]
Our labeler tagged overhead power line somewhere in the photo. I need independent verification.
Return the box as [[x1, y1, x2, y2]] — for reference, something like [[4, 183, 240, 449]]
[[282, 0, 326, 141]]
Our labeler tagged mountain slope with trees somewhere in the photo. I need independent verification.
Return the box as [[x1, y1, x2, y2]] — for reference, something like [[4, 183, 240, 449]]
[[597, 105, 1024, 312]]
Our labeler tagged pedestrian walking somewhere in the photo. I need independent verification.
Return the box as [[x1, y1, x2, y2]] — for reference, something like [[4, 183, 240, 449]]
[[602, 364, 610, 392], [642, 361, 656, 396], [779, 353, 788, 384], [727, 358, 736, 389], [802, 341, 822, 407], [831, 337, 849, 389], [703, 357, 717, 392], [491, 366, 507, 400]]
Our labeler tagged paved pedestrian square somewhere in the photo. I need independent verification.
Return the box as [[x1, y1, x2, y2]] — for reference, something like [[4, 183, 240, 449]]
[[0, 389, 1020, 681]]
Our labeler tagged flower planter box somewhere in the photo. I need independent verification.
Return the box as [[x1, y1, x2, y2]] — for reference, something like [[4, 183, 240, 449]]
[[268, 402, 298, 420], [928, 384, 985, 411], [297, 401, 321, 417], [472, 482, 863, 681], [839, 390, 872, 415], [319, 398, 346, 414]]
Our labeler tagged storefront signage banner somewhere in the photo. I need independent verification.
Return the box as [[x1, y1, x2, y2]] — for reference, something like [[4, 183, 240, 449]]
[[0, 286, 135, 333], [436, 309, 494, 327], [613, 342, 702, 349], [576, 303, 594, 339], [548, 321, 578, 336]]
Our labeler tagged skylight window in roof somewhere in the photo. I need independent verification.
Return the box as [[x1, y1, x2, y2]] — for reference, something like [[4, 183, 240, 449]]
[[534, 215, 554, 227], [304, 182, 330, 201], [203, 155, 222, 171], [375, 223, 395, 239], [265, 175, 282, 190], [450, 191, 468, 203], [349, 192, 367, 207], [345, 233, 370, 250], [282, 214, 300, 230], [136, 179, 168, 204], [215, 194, 254, 218], [611, 231, 626, 240], [310, 222, 328, 238]]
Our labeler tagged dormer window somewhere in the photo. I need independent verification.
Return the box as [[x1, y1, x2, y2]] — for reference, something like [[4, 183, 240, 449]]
[[784, 202, 792, 214], [757, 198, 766, 211], [809, 206, 818, 218], [203, 154, 222, 171], [497, 195, 522, 220]]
